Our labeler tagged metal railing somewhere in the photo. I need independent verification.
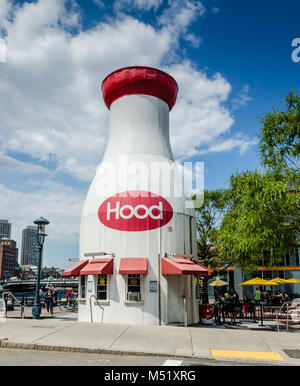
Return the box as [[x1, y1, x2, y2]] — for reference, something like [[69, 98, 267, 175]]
[[89, 295, 104, 323], [2, 291, 25, 319], [276, 302, 289, 332], [183, 297, 187, 327], [276, 301, 300, 332]]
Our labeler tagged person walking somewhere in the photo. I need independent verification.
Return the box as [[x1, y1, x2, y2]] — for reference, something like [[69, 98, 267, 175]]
[[6, 295, 14, 311], [218, 292, 226, 324], [213, 299, 219, 323], [227, 288, 237, 325], [45, 290, 54, 315], [66, 289, 72, 306], [253, 287, 261, 321]]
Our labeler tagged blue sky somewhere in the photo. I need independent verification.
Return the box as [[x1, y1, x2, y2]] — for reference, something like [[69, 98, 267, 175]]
[[0, 0, 299, 268]]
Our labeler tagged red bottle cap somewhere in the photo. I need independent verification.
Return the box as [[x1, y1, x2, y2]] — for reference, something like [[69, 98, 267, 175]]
[[101, 66, 178, 111]]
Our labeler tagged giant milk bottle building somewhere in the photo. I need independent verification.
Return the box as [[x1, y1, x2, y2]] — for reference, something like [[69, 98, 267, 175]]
[[63, 67, 211, 325]]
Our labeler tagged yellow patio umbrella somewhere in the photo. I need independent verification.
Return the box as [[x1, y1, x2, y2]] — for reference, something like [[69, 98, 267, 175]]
[[270, 277, 290, 284], [284, 278, 300, 283], [209, 279, 228, 287], [239, 277, 278, 326], [239, 277, 279, 286]]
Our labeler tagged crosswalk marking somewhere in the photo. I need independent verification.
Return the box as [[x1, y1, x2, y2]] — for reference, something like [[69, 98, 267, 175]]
[[163, 359, 183, 366], [211, 349, 285, 361]]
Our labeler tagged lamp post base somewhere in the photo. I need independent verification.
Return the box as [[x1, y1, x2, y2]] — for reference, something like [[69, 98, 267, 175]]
[[32, 305, 41, 319]]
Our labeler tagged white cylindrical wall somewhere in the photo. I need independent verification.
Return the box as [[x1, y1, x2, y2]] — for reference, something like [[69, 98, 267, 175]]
[[104, 95, 173, 160], [78, 94, 199, 325]]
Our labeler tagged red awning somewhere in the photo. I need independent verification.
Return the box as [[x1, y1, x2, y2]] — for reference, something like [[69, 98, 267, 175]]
[[119, 258, 148, 275], [162, 258, 212, 276], [62, 259, 89, 277], [80, 258, 113, 275], [195, 262, 213, 277]]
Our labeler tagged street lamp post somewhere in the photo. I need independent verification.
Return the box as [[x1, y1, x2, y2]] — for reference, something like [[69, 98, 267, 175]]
[[32, 216, 49, 320]]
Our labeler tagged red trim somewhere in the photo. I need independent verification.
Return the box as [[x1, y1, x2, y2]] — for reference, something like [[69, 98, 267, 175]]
[[162, 258, 212, 276], [119, 258, 148, 275], [80, 258, 113, 275], [195, 262, 213, 277], [62, 259, 89, 277], [101, 66, 178, 111]]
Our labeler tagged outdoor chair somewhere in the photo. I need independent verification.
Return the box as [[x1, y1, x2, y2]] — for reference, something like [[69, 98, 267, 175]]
[[246, 303, 255, 319], [234, 304, 243, 319]]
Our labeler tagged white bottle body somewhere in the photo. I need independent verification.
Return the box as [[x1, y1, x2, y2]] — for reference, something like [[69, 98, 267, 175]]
[[79, 95, 199, 325]]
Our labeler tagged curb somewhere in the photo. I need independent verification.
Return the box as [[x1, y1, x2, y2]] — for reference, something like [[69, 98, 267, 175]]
[[0, 340, 196, 359], [0, 341, 288, 366], [0, 341, 289, 366]]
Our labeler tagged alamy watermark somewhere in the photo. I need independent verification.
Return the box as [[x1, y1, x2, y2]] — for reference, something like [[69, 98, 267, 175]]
[[94, 157, 205, 209], [291, 38, 300, 63]]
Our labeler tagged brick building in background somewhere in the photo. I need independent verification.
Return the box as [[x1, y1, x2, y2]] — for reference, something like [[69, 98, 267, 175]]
[[0, 239, 18, 280]]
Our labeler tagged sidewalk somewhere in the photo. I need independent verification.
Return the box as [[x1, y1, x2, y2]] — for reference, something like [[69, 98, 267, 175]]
[[0, 313, 299, 365]]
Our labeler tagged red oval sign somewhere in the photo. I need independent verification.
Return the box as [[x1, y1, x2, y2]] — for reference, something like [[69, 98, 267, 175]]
[[98, 191, 173, 231]]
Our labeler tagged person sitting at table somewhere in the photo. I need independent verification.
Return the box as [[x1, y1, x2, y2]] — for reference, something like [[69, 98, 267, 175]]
[[262, 289, 268, 300], [282, 292, 289, 302], [266, 291, 272, 305], [275, 290, 283, 306], [241, 296, 250, 318]]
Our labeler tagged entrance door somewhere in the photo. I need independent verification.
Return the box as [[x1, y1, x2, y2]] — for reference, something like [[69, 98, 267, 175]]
[[167, 275, 185, 323]]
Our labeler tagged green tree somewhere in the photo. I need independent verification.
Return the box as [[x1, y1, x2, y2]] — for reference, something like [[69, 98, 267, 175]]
[[216, 91, 300, 271], [195, 190, 227, 268], [259, 90, 300, 173], [194, 190, 229, 300], [196, 190, 226, 263], [216, 170, 299, 271]]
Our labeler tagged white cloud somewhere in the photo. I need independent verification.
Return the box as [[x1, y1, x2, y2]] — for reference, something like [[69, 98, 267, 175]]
[[166, 62, 236, 158], [0, 0, 256, 174], [198, 137, 258, 155], [164, 63, 257, 159], [0, 0, 12, 22], [0, 2, 171, 181], [231, 85, 252, 111], [0, 181, 84, 244], [93, 0, 105, 9], [0, 0, 257, 255], [114, 0, 163, 12], [159, 0, 205, 45], [0, 152, 49, 174], [183, 33, 201, 48]]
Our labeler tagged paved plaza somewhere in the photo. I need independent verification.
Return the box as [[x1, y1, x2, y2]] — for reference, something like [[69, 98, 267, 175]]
[[0, 309, 299, 366]]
